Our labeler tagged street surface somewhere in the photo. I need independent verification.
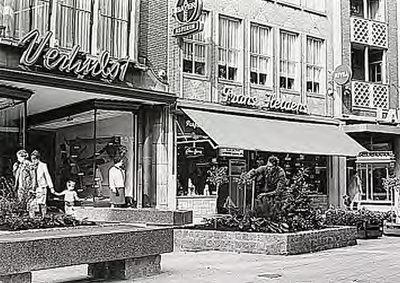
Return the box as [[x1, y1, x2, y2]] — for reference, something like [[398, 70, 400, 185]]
[[34, 236, 400, 283]]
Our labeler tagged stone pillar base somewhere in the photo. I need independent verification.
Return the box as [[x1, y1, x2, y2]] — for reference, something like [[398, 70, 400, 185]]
[[0, 272, 32, 283], [88, 255, 161, 280]]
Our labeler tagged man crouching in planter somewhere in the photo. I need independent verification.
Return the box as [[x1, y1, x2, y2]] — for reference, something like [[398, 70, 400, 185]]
[[244, 155, 287, 218]]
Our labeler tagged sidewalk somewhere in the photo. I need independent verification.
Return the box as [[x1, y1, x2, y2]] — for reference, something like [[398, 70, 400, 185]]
[[33, 236, 400, 283]]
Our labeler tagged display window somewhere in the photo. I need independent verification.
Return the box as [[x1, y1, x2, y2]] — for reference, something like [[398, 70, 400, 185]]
[[0, 98, 25, 181]]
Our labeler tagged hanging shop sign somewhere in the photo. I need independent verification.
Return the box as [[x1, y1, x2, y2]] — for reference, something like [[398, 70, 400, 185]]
[[18, 29, 130, 82], [376, 108, 400, 124], [172, 0, 204, 37], [220, 87, 309, 115], [218, 148, 244, 158], [185, 146, 204, 157], [333, 64, 352, 86]]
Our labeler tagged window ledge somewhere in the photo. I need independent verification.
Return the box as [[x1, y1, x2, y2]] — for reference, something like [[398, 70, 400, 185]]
[[303, 8, 327, 17], [280, 89, 301, 96], [250, 84, 274, 92], [183, 73, 209, 81], [307, 92, 326, 98], [218, 79, 243, 87]]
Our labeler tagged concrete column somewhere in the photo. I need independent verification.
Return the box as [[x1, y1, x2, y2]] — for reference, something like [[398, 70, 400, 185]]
[[0, 272, 32, 283], [142, 108, 154, 207], [328, 156, 347, 208]]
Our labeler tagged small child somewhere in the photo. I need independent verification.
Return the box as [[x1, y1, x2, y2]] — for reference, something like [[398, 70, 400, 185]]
[[50, 180, 83, 216]]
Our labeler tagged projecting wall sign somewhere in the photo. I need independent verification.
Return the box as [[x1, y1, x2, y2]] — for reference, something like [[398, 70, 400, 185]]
[[173, 0, 204, 37], [18, 29, 131, 82]]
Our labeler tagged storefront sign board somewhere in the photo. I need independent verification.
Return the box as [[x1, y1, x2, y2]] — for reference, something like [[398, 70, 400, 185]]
[[333, 64, 352, 86], [376, 107, 400, 124], [173, 21, 204, 37], [219, 148, 244, 158], [220, 87, 309, 115], [18, 29, 130, 82]]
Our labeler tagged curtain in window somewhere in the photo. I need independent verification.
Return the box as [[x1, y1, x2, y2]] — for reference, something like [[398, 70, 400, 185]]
[[306, 38, 323, 93], [280, 32, 297, 79], [250, 25, 270, 75], [219, 17, 238, 67], [56, 0, 91, 52], [0, 0, 49, 39], [98, 0, 129, 57]]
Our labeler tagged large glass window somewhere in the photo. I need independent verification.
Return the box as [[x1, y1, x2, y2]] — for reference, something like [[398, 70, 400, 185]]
[[358, 164, 391, 201], [56, 0, 92, 52], [250, 24, 272, 86], [306, 37, 324, 94], [0, 0, 50, 39], [182, 12, 209, 76], [98, 0, 130, 58], [280, 31, 299, 90], [351, 45, 385, 83], [218, 16, 240, 81]]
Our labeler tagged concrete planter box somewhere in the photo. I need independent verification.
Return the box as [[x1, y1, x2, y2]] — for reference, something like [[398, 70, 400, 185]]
[[0, 225, 173, 282], [174, 227, 357, 255], [75, 207, 193, 226]]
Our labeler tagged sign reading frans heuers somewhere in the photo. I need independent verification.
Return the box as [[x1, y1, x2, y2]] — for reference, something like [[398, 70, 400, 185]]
[[19, 29, 131, 82]]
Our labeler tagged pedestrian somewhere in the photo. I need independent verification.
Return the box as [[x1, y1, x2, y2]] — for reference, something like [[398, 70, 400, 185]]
[[31, 150, 54, 218], [50, 179, 83, 217], [13, 149, 36, 214], [108, 156, 126, 208]]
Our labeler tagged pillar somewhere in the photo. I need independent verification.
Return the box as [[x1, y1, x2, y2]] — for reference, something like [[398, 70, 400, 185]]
[[328, 156, 347, 208]]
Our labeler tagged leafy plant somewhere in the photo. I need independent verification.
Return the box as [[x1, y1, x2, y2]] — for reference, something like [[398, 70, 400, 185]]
[[206, 166, 229, 187], [325, 208, 393, 229]]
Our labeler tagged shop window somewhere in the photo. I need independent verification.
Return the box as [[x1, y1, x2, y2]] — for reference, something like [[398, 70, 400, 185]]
[[218, 16, 240, 81], [0, 0, 50, 39], [250, 23, 272, 86], [56, 0, 92, 52], [306, 37, 324, 94], [304, 0, 326, 12], [182, 12, 209, 76], [0, 98, 25, 180], [279, 31, 299, 90], [98, 0, 131, 58]]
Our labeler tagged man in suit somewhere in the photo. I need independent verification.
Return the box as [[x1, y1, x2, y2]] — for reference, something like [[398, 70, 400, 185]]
[[31, 150, 54, 218]]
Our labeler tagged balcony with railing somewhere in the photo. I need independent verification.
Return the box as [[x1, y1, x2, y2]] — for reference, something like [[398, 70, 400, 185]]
[[351, 17, 388, 48], [351, 80, 389, 110]]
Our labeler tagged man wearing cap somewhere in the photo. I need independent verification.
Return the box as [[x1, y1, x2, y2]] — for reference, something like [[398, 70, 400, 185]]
[[31, 150, 54, 218]]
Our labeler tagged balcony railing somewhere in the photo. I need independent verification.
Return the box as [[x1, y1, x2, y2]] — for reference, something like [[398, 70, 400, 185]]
[[351, 17, 388, 48], [352, 81, 389, 110]]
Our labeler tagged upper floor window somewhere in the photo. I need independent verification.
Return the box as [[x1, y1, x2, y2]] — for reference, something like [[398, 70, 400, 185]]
[[98, 0, 131, 58], [218, 16, 240, 81], [306, 37, 324, 94], [279, 31, 299, 90], [305, 0, 326, 12], [351, 45, 384, 83], [351, 0, 384, 22], [56, 0, 92, 52], [182, 12, 209, 76], [250, 23, 272, 86], [0, 0, 50, 39]]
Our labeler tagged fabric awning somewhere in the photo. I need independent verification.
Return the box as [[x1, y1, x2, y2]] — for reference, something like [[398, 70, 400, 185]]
[[182, 109, 366, 157]]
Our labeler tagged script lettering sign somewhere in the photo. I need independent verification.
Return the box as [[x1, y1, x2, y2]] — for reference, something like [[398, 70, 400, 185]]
[[19, 29, 130, 82]]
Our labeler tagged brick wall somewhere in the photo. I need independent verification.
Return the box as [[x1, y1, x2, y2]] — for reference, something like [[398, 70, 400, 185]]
[[177, 196, 217, 217], [138, 0, 168, 75], [168, 0, 335, 117]]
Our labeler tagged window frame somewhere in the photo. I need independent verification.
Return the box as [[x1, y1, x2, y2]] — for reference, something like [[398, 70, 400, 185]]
[[249, 22, 273, 87], [182, 11, 210, 77], [217, 15, 242, 82], [279, 30, 300, 91], [305, 36, 325, 95]]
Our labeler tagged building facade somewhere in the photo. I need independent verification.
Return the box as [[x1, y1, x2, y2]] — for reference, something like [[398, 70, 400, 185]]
[[168, 0, 365, 217], [336, 0, 399, 211], [0, 0, 177, 210]]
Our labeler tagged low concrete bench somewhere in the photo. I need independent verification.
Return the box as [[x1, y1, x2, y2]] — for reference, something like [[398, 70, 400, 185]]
[[0, 225, 173, 282]]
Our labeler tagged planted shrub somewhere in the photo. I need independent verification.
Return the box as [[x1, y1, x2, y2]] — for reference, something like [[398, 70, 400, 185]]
[[325, 208, 393, 229]]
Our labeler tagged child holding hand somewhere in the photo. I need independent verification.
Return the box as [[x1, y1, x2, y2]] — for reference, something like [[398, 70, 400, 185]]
[[50, 180, 84, 216]]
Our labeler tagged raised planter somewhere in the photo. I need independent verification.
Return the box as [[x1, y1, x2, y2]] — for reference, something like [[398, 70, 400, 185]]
[[0, 224, 173, 282], [174, 227, 357, 255], [75, 207, 193, 226], [383, 221, 400, 236]]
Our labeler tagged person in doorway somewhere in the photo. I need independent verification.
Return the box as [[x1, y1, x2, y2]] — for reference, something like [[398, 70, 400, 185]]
[[108, 157, 126, 208], [245, 155, 287, 198], [347, 172, 362, 210], [31, 150, 54, 218], [51, 179, 83, 217], [13, 149, 35, 212]]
